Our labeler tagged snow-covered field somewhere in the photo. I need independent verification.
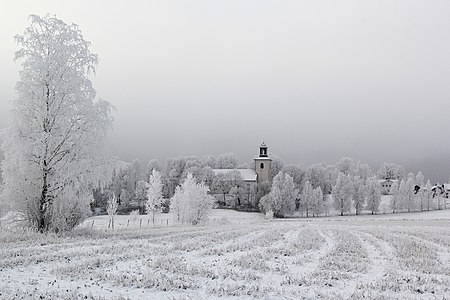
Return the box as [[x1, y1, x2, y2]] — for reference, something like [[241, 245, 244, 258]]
[[1, 210, 450, 299]]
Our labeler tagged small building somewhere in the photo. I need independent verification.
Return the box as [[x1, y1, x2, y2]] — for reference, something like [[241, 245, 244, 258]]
[[378, 179, 398, 195]]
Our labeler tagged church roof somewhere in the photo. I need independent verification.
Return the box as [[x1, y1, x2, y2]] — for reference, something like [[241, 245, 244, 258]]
[[212, 169, 257, 182], [254, 156, 272, 161]]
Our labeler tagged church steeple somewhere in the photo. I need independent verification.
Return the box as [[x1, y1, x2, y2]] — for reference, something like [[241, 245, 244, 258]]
[[259, 142, 268, 157], [254, 141, 272, 184]]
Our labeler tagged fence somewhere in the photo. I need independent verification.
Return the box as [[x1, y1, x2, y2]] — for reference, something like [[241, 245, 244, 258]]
[[82, 215, 174, 231]]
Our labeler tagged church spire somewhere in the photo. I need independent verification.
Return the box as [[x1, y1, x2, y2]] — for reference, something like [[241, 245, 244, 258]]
[[259, 141, 268, 157]]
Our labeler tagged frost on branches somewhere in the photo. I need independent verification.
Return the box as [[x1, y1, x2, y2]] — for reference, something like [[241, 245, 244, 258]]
[[146, 170, 163, 224], [0, 15, 113, 232], [332, 172, 353, 216], [259, 171, 297, 218], [365, 177, 381, 214], [170, 173, 214, 225], [107, 194, 118, 230]]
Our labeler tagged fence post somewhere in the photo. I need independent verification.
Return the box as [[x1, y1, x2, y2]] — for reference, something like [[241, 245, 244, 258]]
[[127, 220, 130, 226], [147, 219, 150, 225], [167, 219, 168, 226], [140, 219, 142, 227], [91, 220, 94, 228]]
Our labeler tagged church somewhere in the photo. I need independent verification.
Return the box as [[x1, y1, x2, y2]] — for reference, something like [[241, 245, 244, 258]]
[[212, 142, 272, 185]]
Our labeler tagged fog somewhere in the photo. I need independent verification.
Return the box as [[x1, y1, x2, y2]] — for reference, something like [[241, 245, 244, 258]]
[[1, 0, 450, 182]]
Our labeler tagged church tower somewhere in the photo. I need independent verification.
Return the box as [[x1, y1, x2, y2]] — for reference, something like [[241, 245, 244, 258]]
[[254, 142, 272, 184]]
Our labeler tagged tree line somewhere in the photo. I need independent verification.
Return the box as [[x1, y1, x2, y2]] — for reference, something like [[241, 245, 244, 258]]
[[98, 155, 447, 220], [0, 15, 447, 233]]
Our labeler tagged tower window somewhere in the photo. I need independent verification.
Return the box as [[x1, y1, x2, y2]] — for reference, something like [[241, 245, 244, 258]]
[[260, 163, 264, 169]]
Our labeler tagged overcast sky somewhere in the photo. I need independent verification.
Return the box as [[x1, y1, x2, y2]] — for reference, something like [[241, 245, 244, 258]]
[[1, 0, 450, 182]]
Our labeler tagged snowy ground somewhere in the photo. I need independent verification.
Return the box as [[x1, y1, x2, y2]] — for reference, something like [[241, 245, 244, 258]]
[[1, 210, 450, 299]]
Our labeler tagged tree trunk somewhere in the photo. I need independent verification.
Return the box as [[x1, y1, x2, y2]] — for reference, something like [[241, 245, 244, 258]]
[[39, 166, 49, 232]]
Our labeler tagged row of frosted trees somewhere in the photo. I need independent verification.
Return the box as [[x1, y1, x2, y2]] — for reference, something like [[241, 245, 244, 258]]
[[258, 159, 446, 218], [105, 156, 445, 219], [390, 177, 446, 213], [259, 171, 383, 217], [107, 170, 215, 228]]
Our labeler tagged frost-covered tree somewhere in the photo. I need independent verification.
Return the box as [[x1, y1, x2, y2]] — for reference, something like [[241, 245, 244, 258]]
[[170, 186, 182, 222], [335, 157, 356, 175], [145, 159, 160, 182], [404, 177, 415, 212], [229, 185, 247, 206], [107, 194, 118, 230], [365, 177, 381, 214], [259, 186, 279, 216], [377, 163, 405, 180], [256, 180, 271, 204], [146, 170, 163, 224], [164, 157, 189, 197], [356, 161, 372, 182], [398, 179, 407, 212], [215, 153, 238, 169], [259, 193, 274, 217], [194, 166, 215, 188], [332, 172, 353, 216], [352, 176, 366, 215], [269, 155, 285, 182], [1, 15, 113, 232], [305, 163, 329, 195], [130, 159, 143, 190], [322, 194, 333, 217], [424, 180, 433, 211], [120, 188, 133, 207], [111, 164, 133, 204], [212, 171, 242, 205], [282, 165, 306, 191], [259, 172, 297, 217], [170, 173, 214, 225], [275, 172, 297, 217], [300, 180, 313, 217], [312, 186, 324, 217], [390, 181, 400, 214], [135, 180, 149, 213], [200, 154, 216, 168], [415, 171, 425, 188], [417, 187, 426, 212]]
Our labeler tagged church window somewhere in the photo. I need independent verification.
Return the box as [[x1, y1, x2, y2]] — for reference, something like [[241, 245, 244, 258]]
[[260, 163, 264, 169]]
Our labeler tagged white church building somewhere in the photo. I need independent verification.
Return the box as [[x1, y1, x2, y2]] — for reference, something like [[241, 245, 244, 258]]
[[212, 142, 272, 185]]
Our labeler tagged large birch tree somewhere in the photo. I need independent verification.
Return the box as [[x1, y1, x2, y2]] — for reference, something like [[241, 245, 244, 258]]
[[1, 15, 113, 232]]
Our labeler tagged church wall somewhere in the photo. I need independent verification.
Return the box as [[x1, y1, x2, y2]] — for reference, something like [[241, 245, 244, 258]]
[[255, 159, 271, 184]]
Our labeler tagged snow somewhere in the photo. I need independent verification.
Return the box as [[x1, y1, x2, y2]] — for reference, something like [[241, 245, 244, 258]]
[[253, 156, 272, 161], [1, 209, 450, 299], [212, 169, 257, 182]]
